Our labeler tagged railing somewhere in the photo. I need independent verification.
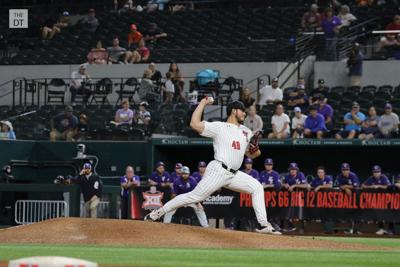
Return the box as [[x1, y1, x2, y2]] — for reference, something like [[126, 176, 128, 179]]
[[14, 200, 69, 225]]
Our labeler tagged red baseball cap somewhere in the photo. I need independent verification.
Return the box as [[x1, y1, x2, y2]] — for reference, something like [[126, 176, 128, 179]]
[[130, 24, 137, 30]]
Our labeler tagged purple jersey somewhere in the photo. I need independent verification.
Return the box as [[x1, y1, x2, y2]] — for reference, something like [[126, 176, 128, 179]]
[[170, 171, 182, 182], [284, 172, 307, 186], [242, 168, 259, 179], [120, 175, 140, 198], [149, 171, 172, 185], [259, 170, 281, 188], [363, 175, 391, 186], [311, 175, 333, 188], [172, 176, 197, 195], [191, 171, 204, 183], [335, 172, 360, 187]]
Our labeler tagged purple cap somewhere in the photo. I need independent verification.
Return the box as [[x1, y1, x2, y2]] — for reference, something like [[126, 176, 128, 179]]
[[289, 162, 299, 170], [385, 103, 392, 109], [83, 163, 92, 169], [155, 161, 164, 168], [341, 163, 350, 170], [175, 163, 183, 169], [264, 158, 273, 165], [244, 158, 253, 164], [372, 165, 381, 172], [198, 161, 207, 168]]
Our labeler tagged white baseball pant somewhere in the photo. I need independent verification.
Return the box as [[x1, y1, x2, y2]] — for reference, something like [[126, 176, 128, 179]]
[[161, 160, 268, 227], [163, 203, 209, 227]]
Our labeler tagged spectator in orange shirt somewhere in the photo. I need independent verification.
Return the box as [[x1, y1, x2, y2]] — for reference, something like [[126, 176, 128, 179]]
[[128, 24, 143, 49], [87, 40, 108, 64]]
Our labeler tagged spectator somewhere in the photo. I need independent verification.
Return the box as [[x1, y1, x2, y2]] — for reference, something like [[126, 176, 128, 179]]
[[70, 64, 92, 103], [385, 15, 400, 38], [321, 7, 341, 61], [167, 62, 185, 103], [291, 106, 307, 139], [239, 87, 256, 108], [359, 106, 380, 140], [288, 84, 309, 112], [242, 158, 259, 179], [335, 163, 360, 196], [171, 162, 183, 182], [87, 40, 108, 64], [347, 43, 364, 86], [72, 163, 102, 218], [377, 34, 400, 60], [78, 8, 99, 33], [357, 0, 374, 6], [244, 105, 263, 134], [301, 4, 322, 31], [125, 39, 150, 63], [42, 11, 70, 40], [377, 103, 399, 138], [113, 100, 135, 126], [310, 79, 329, 104], [137, 101, 151, 125], [304, 105, 327, 139], [258, 78, 282, 107], [311, 166, 333, 192], [148, 62, 162, 85], [75, 114, 89, 141], [163, 72, 175, 104], [337, 5, 357, 28], [336, 102, 366, 139], [148, 161, 172, 195], [258, 158, 281, 189], [120, 166, 141, 219], [297, 77, 306, 88], [50, 106, 78, 141], [268, 104, 290, 139], [316, 95, 334, 130], [139, 69, 158, 101], [0, 165, 14, 184], [191, 161, 207, 183], [127, 24, 143, 49], [143, 22, 167, 47], [106, 37, 127, 64], [0, 121, 16, 140]]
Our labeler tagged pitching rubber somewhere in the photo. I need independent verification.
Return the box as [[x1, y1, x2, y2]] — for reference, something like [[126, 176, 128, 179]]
[[8, 256, 98, 267]]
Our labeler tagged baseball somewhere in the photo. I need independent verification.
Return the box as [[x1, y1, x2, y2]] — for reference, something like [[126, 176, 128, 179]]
[[206, 97, 214, 104]]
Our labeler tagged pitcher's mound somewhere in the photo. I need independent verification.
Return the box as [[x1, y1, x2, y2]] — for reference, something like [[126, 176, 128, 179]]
[[0, 218, 389, 251]]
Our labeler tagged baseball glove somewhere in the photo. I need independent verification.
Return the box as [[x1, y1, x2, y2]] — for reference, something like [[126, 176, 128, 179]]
[[249, 130, 263, 154]]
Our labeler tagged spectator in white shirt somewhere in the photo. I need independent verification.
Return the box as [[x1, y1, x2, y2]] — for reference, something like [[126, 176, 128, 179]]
[[244, 105, 263, 134], [163, 72, 175, 104], [258, 78, 283, 107], [268, 104, 290, 139], [291, 107, 307, 139], [338, 5, 356, 28], [70, 64, 92, 103]]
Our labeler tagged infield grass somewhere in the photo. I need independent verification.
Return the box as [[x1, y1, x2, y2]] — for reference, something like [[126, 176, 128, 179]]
[[0, 239, 399, 267]]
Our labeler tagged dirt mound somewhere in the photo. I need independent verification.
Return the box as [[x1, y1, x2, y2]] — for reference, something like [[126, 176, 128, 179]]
[[0, 218, 391, 251]]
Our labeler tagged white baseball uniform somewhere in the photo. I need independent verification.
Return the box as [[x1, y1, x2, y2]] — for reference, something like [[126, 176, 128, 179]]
[[163, 203, 209, 227], [160, 121, 269, 227]]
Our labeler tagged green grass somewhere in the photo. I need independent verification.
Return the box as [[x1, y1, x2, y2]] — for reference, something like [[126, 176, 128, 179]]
[[0, 243, 399, 267]]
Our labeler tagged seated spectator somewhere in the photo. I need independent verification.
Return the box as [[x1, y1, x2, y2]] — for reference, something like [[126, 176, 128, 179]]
[[78, 8, 99, 33], [148, 161, 172, 194], [268, 104, 290, 139], [377, 103, 399, 138], [301, 4, 322, 31], [258, 78, 282, 107], [244, 105, 263, 134], [242, 158, 259, 180], [167, 62, 185, 103], [127, 24, 143, 49], [75, 114, 88, 141], [239, 87, 256, 108], [125, 39, 150, 63], [291, 106, 307, 139], [50, 106, 78, 141], [316, 95, 334, 130], [148, 62, 162, 85], [137, 101, 151, 125], [162, 72, 175, 104], [336, 102, 365, 139], [310, 79, 329, 104], [377, 34, 400, 60], [139, 69, 159, 101], [297, 77, 306, 88], [113, 100, 135, 126], [311, 166, 333, 192], [87, 40, 108, 64], [258, 158, 281, 189], [0, 121, 16, 140], [385, 15, 400, 38], [335, 163, 360, 196], [42, 11, 70, 40], [356, 0, 374, 6], [337, 5, 357, 28], [70, 64, 92, 103], [321, 7, 341, 61], [120, 166, 141, 219], [304, 105, 327, 139], [359, 106, 380, 140], [288, 84, 309, 112], [106, 37, 127, 64], [143, 23, 167, 47]]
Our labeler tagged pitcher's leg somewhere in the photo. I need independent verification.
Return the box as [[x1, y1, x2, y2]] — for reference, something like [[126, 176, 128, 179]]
[[163, 210, 176, 223], [188, 203, 209, 227]]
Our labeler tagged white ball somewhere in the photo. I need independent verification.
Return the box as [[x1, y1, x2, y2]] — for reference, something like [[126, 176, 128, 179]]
[[207, 97, 214, 104]]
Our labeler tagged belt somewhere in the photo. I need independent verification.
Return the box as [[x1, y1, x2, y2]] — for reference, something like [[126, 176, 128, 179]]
[[221, 162, 238, 174]]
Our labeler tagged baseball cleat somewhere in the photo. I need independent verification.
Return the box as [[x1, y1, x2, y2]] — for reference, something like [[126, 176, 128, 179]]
[[144, 209, 163, 221], [256, 223, 282, 235]]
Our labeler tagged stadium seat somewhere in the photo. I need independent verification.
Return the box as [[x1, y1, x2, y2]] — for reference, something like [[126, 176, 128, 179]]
[[46, 78, 68, 104]]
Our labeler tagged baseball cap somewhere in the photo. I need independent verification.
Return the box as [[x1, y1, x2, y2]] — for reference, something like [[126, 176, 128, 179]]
[[341, 163, 350, 170], [83, 163, 92, 169], [181, 166, 190, 174], [175, 163, 183, 169], [79, 63, 87, 70], [130, 24, 137, 30], [318, 79, 325, 84], [352, 102, 360, 108], [244, 158, 253, 164], [227, 101, 245, 115], [296, 84, 305, 90], [372, 165, 381, 172], [63, 11, 69, 16], [155, 161, 164, 168], [89, 8, 95, 13], [294, 107, 301, 113], [0, 120, 13, 131], [65, 105, 73, 112], [198, 161, 207, 168], [385, 103, 392, 109], [264, 158, 273, 165], [289, 162, 299, 170], [272, 77, 279, 82]]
